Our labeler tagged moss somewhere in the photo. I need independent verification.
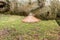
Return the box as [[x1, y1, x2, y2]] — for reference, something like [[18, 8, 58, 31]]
[[56, 20, 60, 26]]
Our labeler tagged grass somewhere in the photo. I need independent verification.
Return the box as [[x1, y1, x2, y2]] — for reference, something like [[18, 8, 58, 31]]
[[0, 14, 60, 40]]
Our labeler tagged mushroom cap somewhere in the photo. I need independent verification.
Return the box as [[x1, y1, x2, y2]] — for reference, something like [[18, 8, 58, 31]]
[[22, 14, 40, 23]]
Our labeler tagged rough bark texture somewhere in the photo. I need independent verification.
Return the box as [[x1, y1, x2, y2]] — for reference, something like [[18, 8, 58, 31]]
[[0, 0, 60, 19], [9, 0, 39, 13]]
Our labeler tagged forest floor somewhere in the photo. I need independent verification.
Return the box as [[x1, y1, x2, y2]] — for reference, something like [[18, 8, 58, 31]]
[[0, 14, 60, 40]]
